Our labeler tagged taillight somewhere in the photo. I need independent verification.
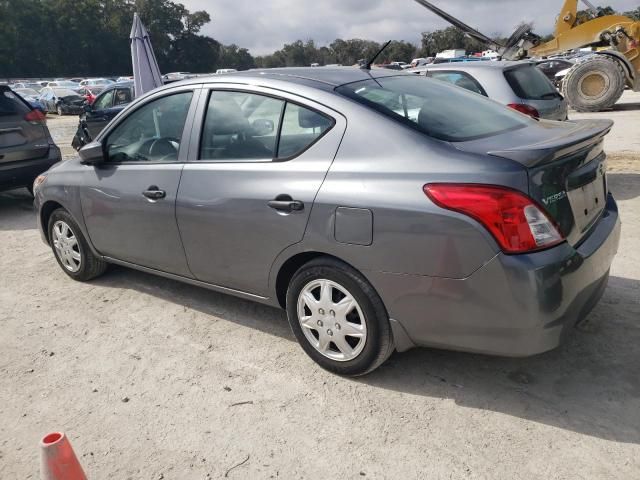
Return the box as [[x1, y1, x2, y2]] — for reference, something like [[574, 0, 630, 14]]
[[24, 109, 46, 124], [507, 103, 539, 119], [423, 184, 564, 254]]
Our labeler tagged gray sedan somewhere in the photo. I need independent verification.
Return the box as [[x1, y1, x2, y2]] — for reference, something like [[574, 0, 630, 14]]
[[409, 61, 569, 121], [33, 68, 620, 375]]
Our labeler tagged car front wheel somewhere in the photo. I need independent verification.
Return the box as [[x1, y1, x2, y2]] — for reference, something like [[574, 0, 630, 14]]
[[56, 105, 64, 116], [48, 208, 107, 281], [286, 258, 394, 376]]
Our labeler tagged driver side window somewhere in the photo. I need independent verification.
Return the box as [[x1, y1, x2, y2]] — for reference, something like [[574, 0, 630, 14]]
[[105, 91, 193, 163]]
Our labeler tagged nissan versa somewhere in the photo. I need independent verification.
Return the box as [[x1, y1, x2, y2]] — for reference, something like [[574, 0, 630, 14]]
[[33, 68, 620, 376]]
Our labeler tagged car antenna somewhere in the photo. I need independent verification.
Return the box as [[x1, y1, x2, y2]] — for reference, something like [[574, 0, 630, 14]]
[[361, 40, 392, 70]]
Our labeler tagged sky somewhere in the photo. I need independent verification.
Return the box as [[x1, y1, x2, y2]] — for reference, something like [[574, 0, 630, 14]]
[[182, 0, 639, 55]]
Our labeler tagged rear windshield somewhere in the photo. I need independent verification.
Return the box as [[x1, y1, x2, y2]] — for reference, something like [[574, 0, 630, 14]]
[[504, 65, 560, 100], [336, 75, 529, 142], [0, 89, 30, 116]]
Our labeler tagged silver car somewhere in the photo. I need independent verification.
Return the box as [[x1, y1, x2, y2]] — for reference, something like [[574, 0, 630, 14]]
[[409, 61, 569, 121], [33, 68, 620, 375]]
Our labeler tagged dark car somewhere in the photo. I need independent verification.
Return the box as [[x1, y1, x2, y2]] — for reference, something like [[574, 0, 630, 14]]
[[0, 86, 60, 193], [535, 58, 575, 83], [72, 82, 133, 150], [39, 87, 85, 115]]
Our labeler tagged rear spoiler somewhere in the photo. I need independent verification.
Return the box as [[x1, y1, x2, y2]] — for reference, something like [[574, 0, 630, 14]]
[[488, 119, 613, 167]]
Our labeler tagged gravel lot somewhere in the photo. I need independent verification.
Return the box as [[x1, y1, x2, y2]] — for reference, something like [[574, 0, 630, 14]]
[[1, 92, 639, 479]]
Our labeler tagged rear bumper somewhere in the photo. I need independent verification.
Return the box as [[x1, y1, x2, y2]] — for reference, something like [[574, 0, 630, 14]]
[[0, 145, 61, 192], [368, 193, 621, 356]]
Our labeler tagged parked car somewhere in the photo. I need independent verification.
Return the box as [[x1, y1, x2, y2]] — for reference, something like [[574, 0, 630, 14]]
[[432, 56, 491, 64], [215, 69, 237, 74], [10, 82, 44, 92], [76, 86, 104, 105], [45, 80, 79, 89], [409, 61, 568, 120], [39, 87, 85, 115], [534, 58, 575, 83], [79, 78, 114, 87], [35, 68, 619, 376], [116, 76, 134, 82], [13, 88, 46, 112], [71, 82, 133, 150], [0, 86, 60, 193], [163, 72, 193, 82]]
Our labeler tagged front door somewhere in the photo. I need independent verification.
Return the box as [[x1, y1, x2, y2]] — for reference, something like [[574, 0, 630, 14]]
[[80, 89, 197, 276], [176, 88, 346, 296]]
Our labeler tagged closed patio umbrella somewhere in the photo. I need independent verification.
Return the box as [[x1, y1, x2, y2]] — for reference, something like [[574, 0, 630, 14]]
[[130, 13, 163, 98]]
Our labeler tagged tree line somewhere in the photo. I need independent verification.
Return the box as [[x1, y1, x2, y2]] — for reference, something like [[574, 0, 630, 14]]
[[1, 0, 638, 78]]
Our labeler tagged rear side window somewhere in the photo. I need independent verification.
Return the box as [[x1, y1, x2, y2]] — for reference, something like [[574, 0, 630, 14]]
[[277, 103, 333, 159], [337, 75, 529, 142], [504, 66, 560, 100], [200, 91, 284, 161], [428, 71, 486, 96], [0, 90, 30, 116], [199, 91, 334, 161]]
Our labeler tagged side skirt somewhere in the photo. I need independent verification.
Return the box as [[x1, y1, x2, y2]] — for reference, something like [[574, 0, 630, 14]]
[[103, 256, 278, 307]]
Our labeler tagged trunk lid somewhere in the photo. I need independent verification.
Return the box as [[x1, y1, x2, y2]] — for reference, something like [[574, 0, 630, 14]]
[[454, 119, 613, 246]]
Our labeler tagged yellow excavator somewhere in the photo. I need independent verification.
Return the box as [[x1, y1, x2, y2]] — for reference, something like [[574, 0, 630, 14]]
[[414, 0, 640, 111]]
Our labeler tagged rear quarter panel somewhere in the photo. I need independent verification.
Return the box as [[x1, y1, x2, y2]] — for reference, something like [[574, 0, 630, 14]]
[[296, 102, 530, 280]]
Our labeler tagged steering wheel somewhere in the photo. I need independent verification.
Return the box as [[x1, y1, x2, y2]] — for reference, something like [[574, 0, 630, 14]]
[[148, 137, 180, 160]]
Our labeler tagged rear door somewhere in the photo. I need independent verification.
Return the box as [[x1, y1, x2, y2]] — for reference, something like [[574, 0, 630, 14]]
[[176, 86, 346, 296], [0, 88, 49, 165]]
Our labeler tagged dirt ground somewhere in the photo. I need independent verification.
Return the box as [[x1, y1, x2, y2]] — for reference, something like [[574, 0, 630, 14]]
[[1, 92, 639, 479]]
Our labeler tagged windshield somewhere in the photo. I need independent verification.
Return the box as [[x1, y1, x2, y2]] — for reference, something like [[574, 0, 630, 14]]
[[336, 75, 530, 142], [504, 65, 560, 100]]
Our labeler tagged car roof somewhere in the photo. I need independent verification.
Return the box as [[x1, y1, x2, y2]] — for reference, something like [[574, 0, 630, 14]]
[[409, 61, 534, 73], [172, 67, 409, 91]]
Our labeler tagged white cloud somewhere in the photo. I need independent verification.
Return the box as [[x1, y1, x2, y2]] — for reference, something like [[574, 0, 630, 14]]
[[182, 0, 639, 55]]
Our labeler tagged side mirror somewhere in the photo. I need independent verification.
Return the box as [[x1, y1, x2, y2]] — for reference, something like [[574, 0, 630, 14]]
[[83, 103, 92, 113], [251, 118, 274, 136], [79, 141, 105, 165]]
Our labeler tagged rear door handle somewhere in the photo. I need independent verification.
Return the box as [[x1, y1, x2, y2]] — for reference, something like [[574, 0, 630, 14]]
[[143, 186, 166, 200], [268, 195, 304, 212]]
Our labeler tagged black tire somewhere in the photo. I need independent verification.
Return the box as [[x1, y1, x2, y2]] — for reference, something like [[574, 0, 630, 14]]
[[56, 105, 64, 116], [48, 208, 107, 281], [286, 257, 394, 376], [562, 56, 626, 112]]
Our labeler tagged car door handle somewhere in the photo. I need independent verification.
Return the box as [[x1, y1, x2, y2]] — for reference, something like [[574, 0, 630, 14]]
[[268, 196, 304, 212], [143, 186, 166, 200]]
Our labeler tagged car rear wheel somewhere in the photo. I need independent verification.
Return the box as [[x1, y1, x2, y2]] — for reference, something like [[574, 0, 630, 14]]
[[48, 208, 107, 281], [286, 258, 394, 376]]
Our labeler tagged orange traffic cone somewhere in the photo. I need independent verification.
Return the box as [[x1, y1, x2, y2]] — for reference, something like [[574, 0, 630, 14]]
[[40, 432, 87, 480]]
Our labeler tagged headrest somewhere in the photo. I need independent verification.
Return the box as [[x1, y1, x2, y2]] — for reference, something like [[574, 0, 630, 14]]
[[206, 99, 250, 135]]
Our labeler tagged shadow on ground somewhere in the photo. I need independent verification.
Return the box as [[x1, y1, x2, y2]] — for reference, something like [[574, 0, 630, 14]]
[[92, 263, 640, 445], [608, 173, 640, 201], [0, 189, 36, 231]]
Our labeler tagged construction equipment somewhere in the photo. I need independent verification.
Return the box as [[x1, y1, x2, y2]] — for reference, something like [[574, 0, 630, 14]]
[[413, 0, 640, 111]]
